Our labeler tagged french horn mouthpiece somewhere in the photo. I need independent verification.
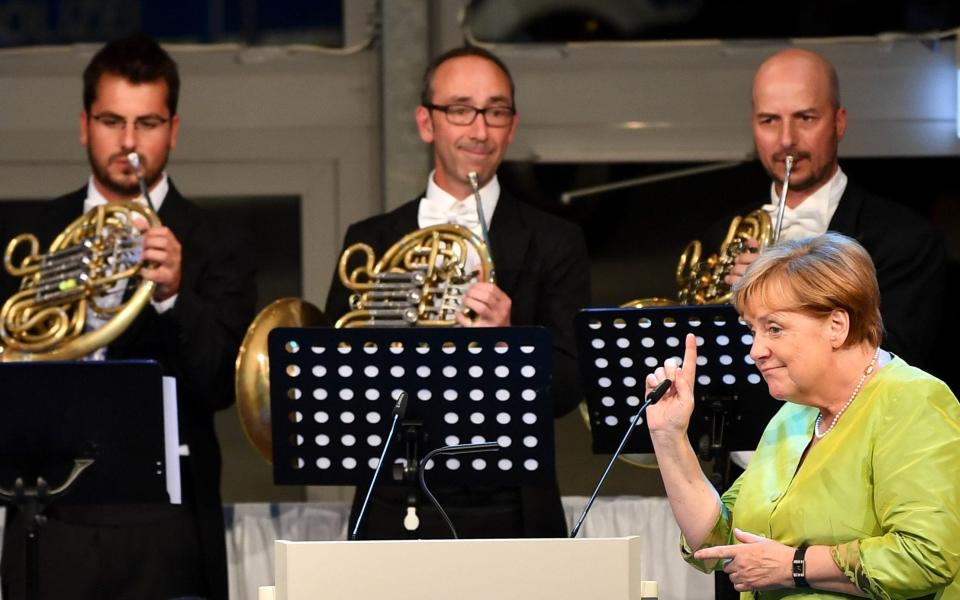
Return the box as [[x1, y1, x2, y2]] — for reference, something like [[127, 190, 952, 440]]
[[127, 152, 141, 170]]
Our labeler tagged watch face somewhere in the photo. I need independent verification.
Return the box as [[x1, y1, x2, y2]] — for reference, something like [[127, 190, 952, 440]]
[[792, 547, 809, 586]]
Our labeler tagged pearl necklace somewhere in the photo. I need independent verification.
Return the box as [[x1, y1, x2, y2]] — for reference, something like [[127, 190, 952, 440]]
[[814, 347, 881, 439]]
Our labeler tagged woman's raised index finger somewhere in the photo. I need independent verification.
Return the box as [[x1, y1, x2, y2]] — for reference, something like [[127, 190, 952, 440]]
[[681, 333, 698, 385]]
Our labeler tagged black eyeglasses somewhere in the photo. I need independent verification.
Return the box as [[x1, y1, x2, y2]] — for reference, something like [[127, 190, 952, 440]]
[[91, 113, 169, 132], [424, 103, 515, 127]]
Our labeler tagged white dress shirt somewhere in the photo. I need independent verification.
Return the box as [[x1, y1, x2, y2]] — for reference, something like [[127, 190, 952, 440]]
[[417, 170, 498, 234], [417, 171, 499, 274]]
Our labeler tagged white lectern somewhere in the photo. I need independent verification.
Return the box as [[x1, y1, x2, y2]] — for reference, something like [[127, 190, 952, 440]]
[[259, 537, 657, 600]]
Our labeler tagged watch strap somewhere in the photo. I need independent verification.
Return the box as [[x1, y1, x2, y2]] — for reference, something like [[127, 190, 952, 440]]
[[792, 545, 810, 588]]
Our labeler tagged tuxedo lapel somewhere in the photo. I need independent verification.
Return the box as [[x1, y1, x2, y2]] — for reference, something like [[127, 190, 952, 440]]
[[43, 187, 87, 242], [108, 181, 191, 358], [487, 191, 530, 296], [156, 181, 190, 233], [827, 181, 865, 235], [390, 197, 422, 241]]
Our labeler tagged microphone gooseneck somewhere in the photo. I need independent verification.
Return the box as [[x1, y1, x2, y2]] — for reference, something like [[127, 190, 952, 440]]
[[569, 379, 673, 538], [351, 391, 409, 540], [417, 441, 500, 539]]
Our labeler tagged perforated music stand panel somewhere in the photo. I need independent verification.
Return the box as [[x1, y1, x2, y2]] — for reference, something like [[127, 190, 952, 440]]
[[269, 327, 555, 486], [575, 305, 781, 455]]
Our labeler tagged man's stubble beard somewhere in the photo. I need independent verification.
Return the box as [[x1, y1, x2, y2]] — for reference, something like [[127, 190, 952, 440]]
[[88, 147, 167, 199], [760, 141, 839, 194]]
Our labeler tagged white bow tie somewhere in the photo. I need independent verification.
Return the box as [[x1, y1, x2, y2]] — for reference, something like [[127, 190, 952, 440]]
[[762, 203, 825, 241], [420, 197, 482, 234]]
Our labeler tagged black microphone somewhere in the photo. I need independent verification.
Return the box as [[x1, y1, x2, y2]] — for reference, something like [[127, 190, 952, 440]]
[[417, 442, 500, 539], [350, 391, 408, 540], [569, 379, 672, 538]]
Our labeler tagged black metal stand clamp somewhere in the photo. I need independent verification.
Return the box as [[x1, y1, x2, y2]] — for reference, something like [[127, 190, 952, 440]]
[[0, 459, 94, 600]]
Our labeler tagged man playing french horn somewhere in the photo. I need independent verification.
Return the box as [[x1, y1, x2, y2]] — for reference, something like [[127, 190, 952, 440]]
[[725, 48, 945, 371], [0, 34, 254, 600], [326, 46, 591, 540]]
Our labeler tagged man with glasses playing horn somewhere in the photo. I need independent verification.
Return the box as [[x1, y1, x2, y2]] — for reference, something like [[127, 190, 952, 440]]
[[326, 46, 590, 539], [0, 34, 254, 600], [726, 47, 945, 371]]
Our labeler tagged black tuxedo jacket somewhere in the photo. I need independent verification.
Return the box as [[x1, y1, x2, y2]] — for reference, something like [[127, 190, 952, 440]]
[[825, 180, 945, 370], [325, 190, 591, 538], [0, 182, 255, 600], [713, 179, 945, 370]]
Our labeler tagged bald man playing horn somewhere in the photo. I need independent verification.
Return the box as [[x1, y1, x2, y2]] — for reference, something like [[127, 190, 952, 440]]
[[726, 48, 945, 372]]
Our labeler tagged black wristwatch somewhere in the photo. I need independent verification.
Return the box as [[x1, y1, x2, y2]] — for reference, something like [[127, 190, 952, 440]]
[[792, 545, 810, 588]]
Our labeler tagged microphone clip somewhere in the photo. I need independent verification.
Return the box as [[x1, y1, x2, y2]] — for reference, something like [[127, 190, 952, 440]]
[[394, 419, 425, 483], [397, 419, 426, 533]]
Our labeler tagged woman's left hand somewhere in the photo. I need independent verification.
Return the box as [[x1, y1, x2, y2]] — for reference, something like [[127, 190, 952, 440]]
[[693, 528, 795, 592]]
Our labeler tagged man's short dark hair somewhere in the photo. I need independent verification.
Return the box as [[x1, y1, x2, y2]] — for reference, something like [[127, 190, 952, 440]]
[[420, 45, 516, 109], [83, 33, 180, 116]]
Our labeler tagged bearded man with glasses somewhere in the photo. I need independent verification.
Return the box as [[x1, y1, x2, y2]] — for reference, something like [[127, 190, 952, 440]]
[[326, 45, 590, 540], [0, 34, 254, 600]]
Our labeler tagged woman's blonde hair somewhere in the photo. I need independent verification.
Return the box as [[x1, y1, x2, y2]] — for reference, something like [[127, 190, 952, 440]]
[[731, 232, 883, 348]]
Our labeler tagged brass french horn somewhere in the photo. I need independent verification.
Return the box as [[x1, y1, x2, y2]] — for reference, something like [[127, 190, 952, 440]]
[[627, 155, 793, 308], [0, 202, 160, 361], [583, 158, 794, 467], [235, 184, 495, 462], [625, 208, 774, 308], [336, 223, 494, 327]]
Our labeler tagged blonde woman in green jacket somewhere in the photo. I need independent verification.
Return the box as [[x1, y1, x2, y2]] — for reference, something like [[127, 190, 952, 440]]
[[645, 232, 960, 599]]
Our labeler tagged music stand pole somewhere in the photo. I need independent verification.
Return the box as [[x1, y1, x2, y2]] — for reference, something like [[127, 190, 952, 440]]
[[0, 360, 171, 600], [0, 459, 95, 600]]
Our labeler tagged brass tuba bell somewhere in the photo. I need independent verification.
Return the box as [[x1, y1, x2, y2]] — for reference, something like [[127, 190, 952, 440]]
[[0, 202, 160, 362]]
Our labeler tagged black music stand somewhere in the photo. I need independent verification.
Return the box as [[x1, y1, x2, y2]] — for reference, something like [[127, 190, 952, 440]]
[[575, 305, 781, 489], [0, 360, 174, 600], [268, 327, 555, 530]]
